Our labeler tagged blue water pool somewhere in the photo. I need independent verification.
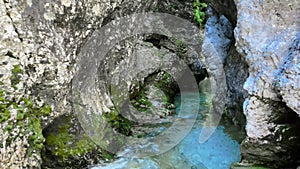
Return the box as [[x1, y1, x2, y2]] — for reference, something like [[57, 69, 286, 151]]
[[91, 92, 241, 169]]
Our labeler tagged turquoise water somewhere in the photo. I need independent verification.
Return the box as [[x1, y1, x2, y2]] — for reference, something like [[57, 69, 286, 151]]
[[91, 93, 241, 169], [176, 126, 241, 168]]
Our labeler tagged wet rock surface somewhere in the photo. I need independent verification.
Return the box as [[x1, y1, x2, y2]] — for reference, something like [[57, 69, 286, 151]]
[[207, 0, 300, 167]]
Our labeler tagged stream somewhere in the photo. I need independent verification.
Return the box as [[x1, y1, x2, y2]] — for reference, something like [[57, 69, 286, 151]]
[[90, 93, 241, 169]]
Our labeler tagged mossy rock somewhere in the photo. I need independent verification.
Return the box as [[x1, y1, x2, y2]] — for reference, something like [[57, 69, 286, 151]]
[[0, 74, 52, 157], [42, 114, 114, 168], [102, 109, 134, 136]]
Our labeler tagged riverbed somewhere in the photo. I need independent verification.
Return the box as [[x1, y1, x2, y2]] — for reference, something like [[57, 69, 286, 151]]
[[91, 92, 241, 169]]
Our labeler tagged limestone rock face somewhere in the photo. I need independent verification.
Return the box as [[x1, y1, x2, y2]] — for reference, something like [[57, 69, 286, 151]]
[[1, 0, 299, 168], [0, 0, 207, 167], [234, 0, 300, 167], [202, 7, 233, 118], [277, 36, 300, 115], [201, 5, 248, 145], [0, 0, 157, 168], [203, 1, 247, 138]]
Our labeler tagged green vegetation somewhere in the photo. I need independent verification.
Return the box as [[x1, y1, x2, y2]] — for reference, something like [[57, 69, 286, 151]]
[[5, 96, 51, 156], [151, 72, 176, 104], [193, 0, 207, 27], [129, 82, 153, 112], [43, 114, 116, 165], [154, 72, 171, 89], [274, 79, 280, 88], [45, 123, 95, 161], [131, 91, 152, 112], [168, 3, 178, 10], [0, 89, 11, 123], [10, 65, 23, 89], [175, 39, 188, 58], [0, 65, 52, 156], [103, 109, 133, 136]]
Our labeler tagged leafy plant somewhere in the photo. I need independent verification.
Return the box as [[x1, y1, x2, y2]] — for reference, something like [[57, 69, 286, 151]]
[[193, 0, 207, 27]]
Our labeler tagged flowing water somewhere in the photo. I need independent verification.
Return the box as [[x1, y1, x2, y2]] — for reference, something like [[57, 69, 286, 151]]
[[91, 93, 241, 169]]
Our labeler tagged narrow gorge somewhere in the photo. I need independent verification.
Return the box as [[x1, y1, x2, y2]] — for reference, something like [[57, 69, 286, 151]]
[[0, 0, 299, 169]]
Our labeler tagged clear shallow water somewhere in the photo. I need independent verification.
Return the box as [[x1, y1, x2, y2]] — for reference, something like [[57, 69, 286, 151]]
[[91, 93, 241, 169], [176, 126, 241, 169]]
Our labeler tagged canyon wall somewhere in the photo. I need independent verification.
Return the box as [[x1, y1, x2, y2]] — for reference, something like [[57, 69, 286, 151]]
[[0, 0, 299, 168], [209, 0, 300, 167], [234, 0, 300, 167]]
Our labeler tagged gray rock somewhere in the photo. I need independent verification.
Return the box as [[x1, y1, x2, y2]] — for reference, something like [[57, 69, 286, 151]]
[[200, 8, 235, 142], [277, 34, 300, 114], [234, 0, 300, 167], [201, 7, 232, 120], [0, 0, 157, 168], [234, 0, 299, 103], [206, 0, 237, 26], [224, 44, 248, 127]]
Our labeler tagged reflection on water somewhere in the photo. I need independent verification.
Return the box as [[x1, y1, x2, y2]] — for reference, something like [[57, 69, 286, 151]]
[[91, 93, 241, 169]]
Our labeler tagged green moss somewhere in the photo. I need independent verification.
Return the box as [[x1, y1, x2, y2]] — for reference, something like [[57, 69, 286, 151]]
[[168, 3, 178, 10], [128, 82, 153, 112], [103, 109, 133, 136], [101, 151, 115, 160], [0, 65, 52, 157], [155, 72, 169, 88], [27, 117, 44, 155], [0, 89, 11, 123], [1, 95, 51, 156], [45, 122, 96, 161], [0, 107, 11, 123], [5, 122, 13, 132], [154, 72, 173, 102]]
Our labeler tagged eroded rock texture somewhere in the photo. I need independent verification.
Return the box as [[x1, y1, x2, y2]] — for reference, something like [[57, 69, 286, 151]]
[[0, 0, 158, 168], [1, 0, 299, 168], [203, 0, 248, 131], [0, 0, 204, 168], [234, 0, 300, 167]]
